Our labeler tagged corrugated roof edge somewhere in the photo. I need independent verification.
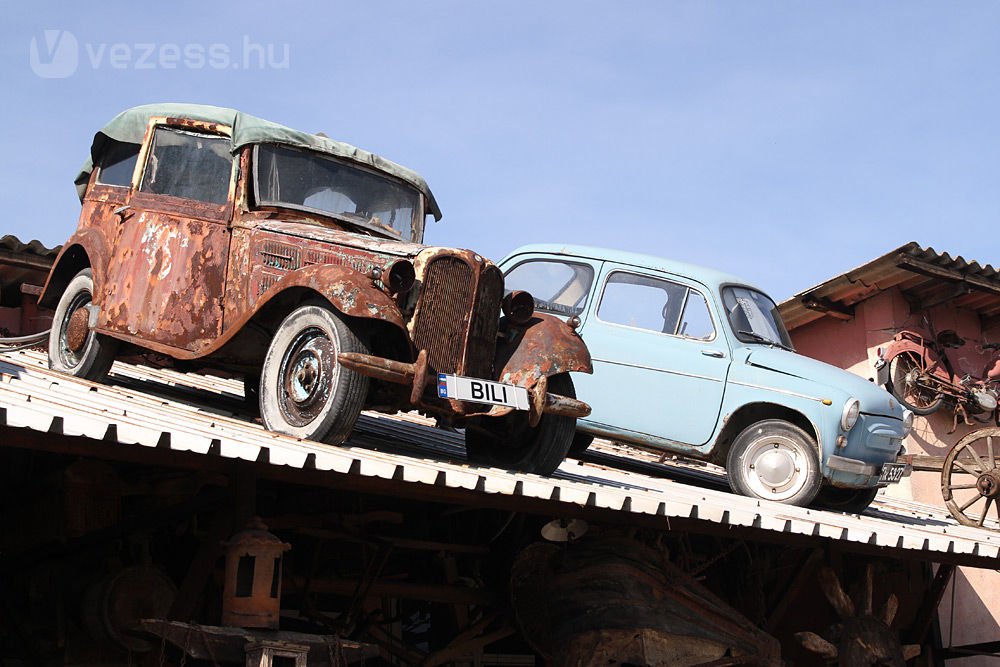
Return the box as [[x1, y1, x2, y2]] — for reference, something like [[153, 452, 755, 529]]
[[778, 242, 1000, 330], [3, 347, 1000, 569], [0, 235, 60, 258]]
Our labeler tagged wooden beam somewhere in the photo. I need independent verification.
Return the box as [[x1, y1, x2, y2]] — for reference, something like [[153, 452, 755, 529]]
[[169, 505, 233, 621], [286, 575, 497, 606], [139, 619, 379, 665], [896, 255, 1000, 297], [908, 563, 955, 645], [296, 527, 490, 555], [764, 549, 823, 632], [801, 296, 855, 321]]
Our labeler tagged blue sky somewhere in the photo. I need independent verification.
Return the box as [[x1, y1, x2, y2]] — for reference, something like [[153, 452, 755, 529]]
[[3, 1, 999, 300]]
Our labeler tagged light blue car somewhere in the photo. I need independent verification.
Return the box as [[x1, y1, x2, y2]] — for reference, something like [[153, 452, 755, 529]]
[[500, 244, 913, 511]]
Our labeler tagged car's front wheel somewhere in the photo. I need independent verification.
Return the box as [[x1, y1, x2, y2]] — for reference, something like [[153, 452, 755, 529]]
[[726, 419, 822, 506], [259, 302, 369, 444], [48, 268, 118, 381], [464, 374, 577, 475]]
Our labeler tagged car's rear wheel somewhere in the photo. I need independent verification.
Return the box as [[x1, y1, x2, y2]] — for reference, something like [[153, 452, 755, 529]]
[[813, 485, 879, 514], [260, 302, 369, 444], [465, 374, 577, 475], [48, 268, 118, 381], [726, 419, 822, 506]]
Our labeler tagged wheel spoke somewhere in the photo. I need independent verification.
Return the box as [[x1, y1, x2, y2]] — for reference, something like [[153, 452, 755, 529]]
[[978, 498, 993, 527], [959, 494, 983, 512], [953, 459, 983, 477], [990, 436, 996, 470], [964, 445, 988, 474], [948, 483, 978, 490]]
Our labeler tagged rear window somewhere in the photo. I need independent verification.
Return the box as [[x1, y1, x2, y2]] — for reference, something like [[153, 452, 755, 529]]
[[96, 141, 140, 188]]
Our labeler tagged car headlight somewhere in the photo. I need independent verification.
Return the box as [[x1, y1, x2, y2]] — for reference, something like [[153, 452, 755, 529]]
[[841, 398, 861, 431], [901, 409, 914, 437]]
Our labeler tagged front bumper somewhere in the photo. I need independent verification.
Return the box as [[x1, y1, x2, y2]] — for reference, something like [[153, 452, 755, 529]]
[[337, 350, 591, 425], [827, 454, 912, 486]]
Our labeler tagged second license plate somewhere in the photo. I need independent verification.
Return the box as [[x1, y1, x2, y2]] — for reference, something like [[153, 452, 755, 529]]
[[878, 462, 907, 485]]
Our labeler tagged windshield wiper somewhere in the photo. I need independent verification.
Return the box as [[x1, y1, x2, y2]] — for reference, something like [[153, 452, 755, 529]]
[[329, 211, 402, 239], [737, 330, 793, 351]]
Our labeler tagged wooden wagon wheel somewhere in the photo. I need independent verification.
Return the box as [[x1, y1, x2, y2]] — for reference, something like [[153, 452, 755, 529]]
[[941, 427, 1000, 529], [796, 564, 920, 665]]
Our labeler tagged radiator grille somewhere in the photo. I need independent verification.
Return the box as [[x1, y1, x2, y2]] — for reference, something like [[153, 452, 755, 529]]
[[466, 265, 503, 378], [412, 257, 475, 374]]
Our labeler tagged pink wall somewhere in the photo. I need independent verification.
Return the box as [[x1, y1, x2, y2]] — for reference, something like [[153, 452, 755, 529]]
[[789, 286, 999, 666]]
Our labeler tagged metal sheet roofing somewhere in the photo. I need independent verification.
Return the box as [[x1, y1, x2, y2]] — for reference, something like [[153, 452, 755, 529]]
[[779, 242, 1000, 331], [3, 348, 1000, 569], [0, 235, 58, 297]]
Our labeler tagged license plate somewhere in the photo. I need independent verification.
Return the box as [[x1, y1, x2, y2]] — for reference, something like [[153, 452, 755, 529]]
[[437, 374, 530, 410], [878, 462, 907, 484]]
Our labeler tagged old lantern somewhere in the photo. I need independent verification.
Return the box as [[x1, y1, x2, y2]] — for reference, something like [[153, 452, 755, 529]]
[[222, 518, 291, 629]]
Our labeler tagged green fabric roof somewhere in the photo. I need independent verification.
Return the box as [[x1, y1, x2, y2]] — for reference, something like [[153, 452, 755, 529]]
[[75, 103, 441, 220]]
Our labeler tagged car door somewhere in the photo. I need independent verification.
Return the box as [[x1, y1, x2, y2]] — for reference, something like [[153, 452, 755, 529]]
[[100, 120, 235, 353], [574, 263, 730, 448]]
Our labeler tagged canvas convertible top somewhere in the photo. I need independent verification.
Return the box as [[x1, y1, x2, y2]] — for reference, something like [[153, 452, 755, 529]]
[[75, 103, 442, 220]]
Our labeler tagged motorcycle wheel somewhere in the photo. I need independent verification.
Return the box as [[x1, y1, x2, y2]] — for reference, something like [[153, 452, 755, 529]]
[[886, 352, 944, 415]]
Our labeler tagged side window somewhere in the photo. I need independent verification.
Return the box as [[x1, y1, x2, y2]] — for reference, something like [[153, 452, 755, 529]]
[[598, 271, 714, 339], [140, 127, 232, 204], [598, 272, 688, 333], [503, 260, 594, 316], [96, 141, 140, 188], [678, 290, 715, 340]]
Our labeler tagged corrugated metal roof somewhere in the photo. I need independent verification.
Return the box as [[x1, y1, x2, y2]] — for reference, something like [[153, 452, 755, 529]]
[[0, 235, 59, 308], [3, 348, 1000, 568], [779, 242, 1000, 330], [0, 235, 60, 259]]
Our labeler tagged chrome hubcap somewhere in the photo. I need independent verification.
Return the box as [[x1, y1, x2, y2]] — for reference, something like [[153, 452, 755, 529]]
[[742, 435, 807, 501], [754, 445, 797, 487]]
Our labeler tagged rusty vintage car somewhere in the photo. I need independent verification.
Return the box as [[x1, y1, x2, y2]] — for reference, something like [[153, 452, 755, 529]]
[[41, 104, 591, 474]]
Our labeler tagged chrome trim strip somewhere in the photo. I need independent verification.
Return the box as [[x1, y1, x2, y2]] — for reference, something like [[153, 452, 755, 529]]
[[728, 379, 826, 404], [591, 357, 724, 383]]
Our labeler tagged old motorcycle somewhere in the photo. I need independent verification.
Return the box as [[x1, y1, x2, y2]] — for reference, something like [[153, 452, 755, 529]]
[[875, 326, 1000, 430]]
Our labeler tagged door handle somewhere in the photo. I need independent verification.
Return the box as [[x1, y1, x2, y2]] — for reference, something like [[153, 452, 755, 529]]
[[114, 205, 133, 223], [701, 349, 725, 358]]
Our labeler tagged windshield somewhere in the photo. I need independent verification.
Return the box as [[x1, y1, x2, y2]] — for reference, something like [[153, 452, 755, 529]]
[[253, 144, 423, 241], [721, 286, 794, 349]]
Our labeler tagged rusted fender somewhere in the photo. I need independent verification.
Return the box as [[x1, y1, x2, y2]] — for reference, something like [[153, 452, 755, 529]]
[[497, 313, 592, 388], [259, 263, 406, 329], [39, 228, 114, 308]]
